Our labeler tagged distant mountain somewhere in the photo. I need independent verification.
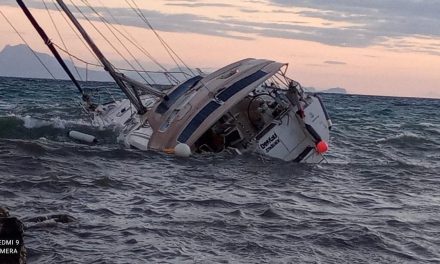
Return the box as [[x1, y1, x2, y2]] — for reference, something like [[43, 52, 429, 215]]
[[0, 44, 112, 81], [321, 87, 347, 94], [0, 45, 351, 94], [0, 44, 186, 84], [305, 86, 348, 94]]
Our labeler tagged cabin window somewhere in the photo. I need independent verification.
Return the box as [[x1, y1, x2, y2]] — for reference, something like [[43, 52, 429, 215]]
[[177, 70, 268, 143], [178, 101, 221, 142], [216, 70, 267, 101], [156, 75, 203, 114]]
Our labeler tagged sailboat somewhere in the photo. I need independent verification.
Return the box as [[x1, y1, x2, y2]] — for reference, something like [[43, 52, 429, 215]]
[[17, 0, 332, 162]]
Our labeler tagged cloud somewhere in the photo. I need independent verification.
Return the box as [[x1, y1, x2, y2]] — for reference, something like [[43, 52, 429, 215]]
[[164, 2, 236, 8], [324, 60, 346, 65], [239, 8, 260, 13], [269, 0, 440, 49], [3, 0, 254, 40], [2, 0, 440, 55]]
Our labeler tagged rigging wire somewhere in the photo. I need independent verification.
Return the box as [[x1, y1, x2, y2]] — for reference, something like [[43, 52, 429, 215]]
[[126, 0, 183, 73], [67, 0, 152, 85], [6, 0, 193, 86], [0, 10, 56, 79], [80, 0, 156, 84], [2, 5, 107, 122], [98, 0, 177, 84], [50, 43, 191, 79], [1, 10, 93, 122], [43, 1, 186, 84], [133, 0, 196, 76], [51, 0, 102, 68], [52, 43, 100, 67], [95, 0, 179, 84], [43, 0, 83, 81], [127, 1, 182, 74], [126, 0, 196, 76]]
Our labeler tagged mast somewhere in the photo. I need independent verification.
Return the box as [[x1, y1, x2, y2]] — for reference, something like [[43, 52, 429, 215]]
[[16, 0, 84, 98], [56, 0, 166, 114]]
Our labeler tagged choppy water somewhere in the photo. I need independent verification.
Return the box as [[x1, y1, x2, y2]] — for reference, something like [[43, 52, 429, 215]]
[[1, 76, 439, 263]]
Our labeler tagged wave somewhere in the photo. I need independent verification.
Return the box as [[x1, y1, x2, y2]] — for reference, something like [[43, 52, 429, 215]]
[[0, 114, 120, 144], [13, 114, 90, 129], [0, 100, 16, 110], [375, 131, 435, 145], [419, 122, 440, 128], [419, 122, 440, 135]]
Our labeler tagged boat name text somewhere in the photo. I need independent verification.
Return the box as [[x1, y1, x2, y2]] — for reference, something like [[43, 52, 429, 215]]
[[260, 132, 280, 153]]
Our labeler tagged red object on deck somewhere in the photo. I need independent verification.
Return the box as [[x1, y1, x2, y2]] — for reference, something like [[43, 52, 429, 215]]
[[316, 140, 329, 154]]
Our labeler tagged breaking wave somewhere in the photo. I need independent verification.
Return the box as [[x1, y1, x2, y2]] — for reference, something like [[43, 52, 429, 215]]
[[375, 131, 436, 146], [0, 114, 119, 145]]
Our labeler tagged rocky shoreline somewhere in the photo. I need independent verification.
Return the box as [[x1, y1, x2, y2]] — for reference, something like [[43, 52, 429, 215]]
[[0, 207, 26, 264]]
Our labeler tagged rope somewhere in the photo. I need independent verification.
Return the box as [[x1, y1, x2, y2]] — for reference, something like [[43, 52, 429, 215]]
[[0, 10, 56, 79]]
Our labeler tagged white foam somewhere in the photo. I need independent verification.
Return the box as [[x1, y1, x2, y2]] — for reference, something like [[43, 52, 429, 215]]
[[375, 131, 422, 143], [11, 114, 91, 129], [383, 123, 401, 129], [51, 117, 66, 129], [22, 115, 50, 129], [419, 122, 440, 128], [0, 100, 16, 110]]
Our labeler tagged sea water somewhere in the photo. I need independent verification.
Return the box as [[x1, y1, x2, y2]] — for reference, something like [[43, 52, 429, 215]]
[[0, 77, 439, 263]]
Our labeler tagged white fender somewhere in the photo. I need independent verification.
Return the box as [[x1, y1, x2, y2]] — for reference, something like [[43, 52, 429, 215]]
[[69, 130, 97, 143], [174, 143, 191, 157]]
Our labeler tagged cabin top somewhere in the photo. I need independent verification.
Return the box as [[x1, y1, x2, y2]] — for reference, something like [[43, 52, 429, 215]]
[[147, 58, 287, 150]]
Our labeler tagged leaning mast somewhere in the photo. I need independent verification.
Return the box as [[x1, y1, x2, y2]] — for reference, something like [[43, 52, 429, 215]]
[[16, 0, 85, 99], [18, 0, 167, 114], [55, 0, 151, 114]]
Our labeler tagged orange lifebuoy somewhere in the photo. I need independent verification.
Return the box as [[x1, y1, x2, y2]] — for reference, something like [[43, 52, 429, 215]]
[[316, 140, 329, 154]]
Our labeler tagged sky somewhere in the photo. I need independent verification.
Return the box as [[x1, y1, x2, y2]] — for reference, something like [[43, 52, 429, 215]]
[[0, 0, 439, 98]]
